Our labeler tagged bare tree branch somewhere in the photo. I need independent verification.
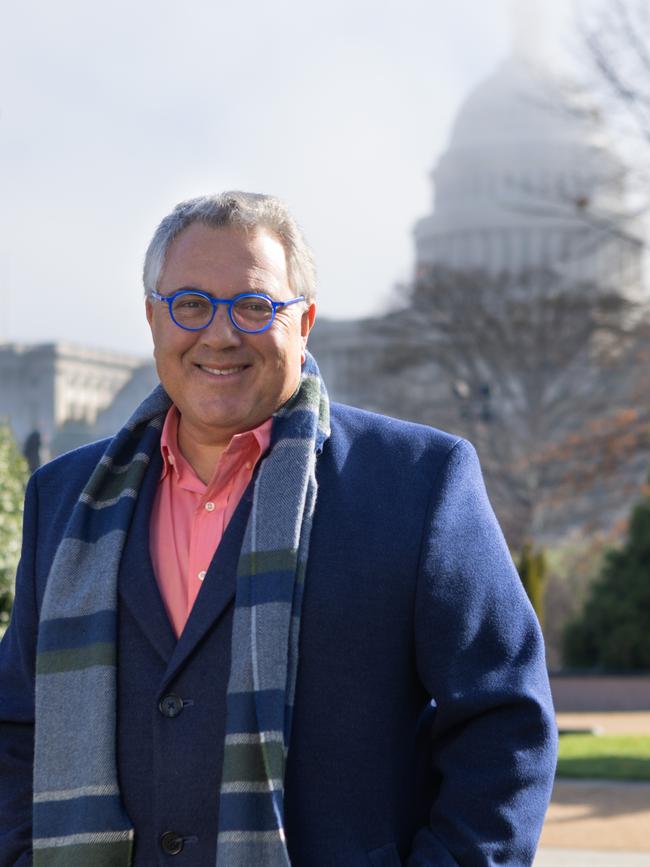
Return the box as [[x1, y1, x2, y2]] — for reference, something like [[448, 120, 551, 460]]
[[362, 265, 648, 546]]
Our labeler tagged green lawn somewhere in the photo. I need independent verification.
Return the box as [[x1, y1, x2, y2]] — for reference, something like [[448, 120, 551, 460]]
[[557, 734, 650, 782]]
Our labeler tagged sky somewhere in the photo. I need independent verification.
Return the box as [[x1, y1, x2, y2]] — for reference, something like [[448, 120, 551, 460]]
[[0, 0, 583, 357]]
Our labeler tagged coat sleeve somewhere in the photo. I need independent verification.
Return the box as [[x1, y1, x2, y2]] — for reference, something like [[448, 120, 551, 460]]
[[408, 439, 557, 867], [0, 474, 39, 867]]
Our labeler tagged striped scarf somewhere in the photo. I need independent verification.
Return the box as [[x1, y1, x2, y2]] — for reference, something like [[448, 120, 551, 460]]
[[33, 353, 330, 867]]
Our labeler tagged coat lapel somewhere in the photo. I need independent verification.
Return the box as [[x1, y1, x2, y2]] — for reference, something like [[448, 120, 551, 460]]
[[160, 483, 253, 688], [118, 444, 255, 685]]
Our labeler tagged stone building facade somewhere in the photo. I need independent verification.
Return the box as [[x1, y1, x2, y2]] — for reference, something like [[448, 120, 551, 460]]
[[0, 342, 150, 460]]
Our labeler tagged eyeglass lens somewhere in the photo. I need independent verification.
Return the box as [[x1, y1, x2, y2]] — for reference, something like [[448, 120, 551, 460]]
[[171, 294, 274, 331]]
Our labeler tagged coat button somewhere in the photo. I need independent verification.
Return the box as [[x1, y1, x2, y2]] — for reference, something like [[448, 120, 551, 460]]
[[160, 831, 184, 854], [158, 694, 184, 718]]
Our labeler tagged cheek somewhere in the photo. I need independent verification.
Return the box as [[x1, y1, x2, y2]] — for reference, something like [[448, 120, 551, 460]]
[[152, 322, 195, 360], [257, 330, 291, 364], [269, 321, 304, 361]]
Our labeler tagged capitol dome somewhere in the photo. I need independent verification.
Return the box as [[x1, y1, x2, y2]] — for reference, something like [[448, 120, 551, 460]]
[[413, 53, 644, 297], [450, 57, 588, 148]]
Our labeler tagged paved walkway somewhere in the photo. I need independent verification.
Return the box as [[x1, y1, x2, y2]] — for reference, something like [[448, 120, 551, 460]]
[[533, 711, 650, 865], [539, 779, 650, 850], [535, 849, 650, 866]]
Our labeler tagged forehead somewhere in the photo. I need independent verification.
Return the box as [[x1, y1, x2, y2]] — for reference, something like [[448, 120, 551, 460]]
[[160, 223, 289, 291]]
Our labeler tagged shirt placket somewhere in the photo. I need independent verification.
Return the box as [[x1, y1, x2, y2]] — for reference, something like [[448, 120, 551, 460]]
[[186, 475, 237, 614]]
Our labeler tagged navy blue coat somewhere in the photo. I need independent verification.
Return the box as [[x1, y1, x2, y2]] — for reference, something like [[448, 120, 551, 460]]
[[0, 403, 557, 866]]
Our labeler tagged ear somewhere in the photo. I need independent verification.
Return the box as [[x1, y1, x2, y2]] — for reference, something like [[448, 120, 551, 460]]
[[145, 296, 154, 327], [300, 303, 316, 363]]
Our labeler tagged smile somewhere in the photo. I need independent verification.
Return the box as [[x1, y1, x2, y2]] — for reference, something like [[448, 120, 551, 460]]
[[197, 364, 247, 377]]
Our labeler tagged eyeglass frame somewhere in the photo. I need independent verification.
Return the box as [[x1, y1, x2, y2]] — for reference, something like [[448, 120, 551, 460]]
[[149, 288, 306, 334]]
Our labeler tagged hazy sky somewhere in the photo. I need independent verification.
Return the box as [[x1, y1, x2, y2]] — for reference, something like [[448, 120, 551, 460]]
[[1, 0, 582, 356]]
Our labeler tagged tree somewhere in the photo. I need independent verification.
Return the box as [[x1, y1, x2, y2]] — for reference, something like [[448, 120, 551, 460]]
[[577, 0, 650, 150], [0, 424, 28, 628], [563, 478, 650, 671], [570, 0, 650, 236], [542, 534, 611, 669], [500, 2, 650, 287], [516, 543, 547, 628], [372, 265, 648, 547]]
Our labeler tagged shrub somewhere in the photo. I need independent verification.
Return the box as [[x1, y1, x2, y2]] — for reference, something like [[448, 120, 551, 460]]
[[563, 482, 650, 671], [0, 425, 28, 628]]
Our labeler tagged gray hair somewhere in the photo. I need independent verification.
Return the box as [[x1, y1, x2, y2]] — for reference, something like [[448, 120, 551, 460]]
[[142, 191, 317, 302]]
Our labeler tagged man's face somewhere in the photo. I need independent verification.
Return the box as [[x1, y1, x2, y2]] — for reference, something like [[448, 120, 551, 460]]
[[146, 223, 316, 448]]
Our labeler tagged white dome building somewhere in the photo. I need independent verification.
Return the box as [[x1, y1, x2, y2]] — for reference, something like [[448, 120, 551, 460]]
[[413, 53, 645, 300], [309, 43, 649, 549]]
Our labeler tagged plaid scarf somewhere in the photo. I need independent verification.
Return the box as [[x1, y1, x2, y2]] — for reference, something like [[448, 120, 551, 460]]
[[33, 353, 330, 867]]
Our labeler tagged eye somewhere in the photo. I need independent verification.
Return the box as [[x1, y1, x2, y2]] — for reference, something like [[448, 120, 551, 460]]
[[232, 296, 274, 326], [173, 294, 211, 310], [170, 293, 214, 326], [238, 300, 270, 312], [234, 297, 273, 312]]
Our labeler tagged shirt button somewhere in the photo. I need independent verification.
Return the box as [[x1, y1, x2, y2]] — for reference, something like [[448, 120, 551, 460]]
[[158, 694, 184, 718], [245, 461, 253, 470], [198, 570, 206, 581], [204, 501, 215, 511], [160, 831, 184, 854]]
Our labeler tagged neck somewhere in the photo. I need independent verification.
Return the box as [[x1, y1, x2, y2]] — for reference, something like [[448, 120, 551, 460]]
[[177, 423, 229, 484]]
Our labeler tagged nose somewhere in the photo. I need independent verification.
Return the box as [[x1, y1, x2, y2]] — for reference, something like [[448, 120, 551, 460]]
[[198, 302, 243, 349]]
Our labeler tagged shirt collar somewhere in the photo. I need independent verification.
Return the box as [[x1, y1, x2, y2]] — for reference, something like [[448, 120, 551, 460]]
[[159, 405, 272, 486]]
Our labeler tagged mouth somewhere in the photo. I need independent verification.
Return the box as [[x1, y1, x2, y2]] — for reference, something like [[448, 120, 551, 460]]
[[196, 364, 249, 378]]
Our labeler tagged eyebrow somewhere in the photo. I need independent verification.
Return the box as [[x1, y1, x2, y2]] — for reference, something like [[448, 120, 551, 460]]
[[164, 287, 280, 300]]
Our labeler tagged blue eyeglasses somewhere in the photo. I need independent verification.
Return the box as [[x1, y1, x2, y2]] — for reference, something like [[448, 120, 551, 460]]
[[150, 289, 305, 334]]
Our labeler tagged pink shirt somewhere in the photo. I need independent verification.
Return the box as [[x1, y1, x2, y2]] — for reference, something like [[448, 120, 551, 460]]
[[150, 406, 272, 638]]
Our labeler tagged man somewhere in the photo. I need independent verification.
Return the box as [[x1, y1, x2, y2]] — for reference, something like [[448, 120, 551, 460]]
[[0, 191, 556, 866]]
